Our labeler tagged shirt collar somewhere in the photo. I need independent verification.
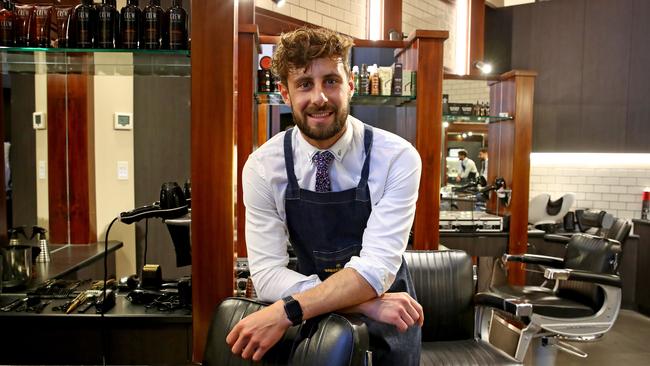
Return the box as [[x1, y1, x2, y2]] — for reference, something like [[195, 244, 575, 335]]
[[297, 118, 353, 164]]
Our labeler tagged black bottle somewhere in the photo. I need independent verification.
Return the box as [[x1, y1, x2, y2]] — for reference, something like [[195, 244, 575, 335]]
[[0, 0, 14, 47], [120, 0, 141, 49], [74, 0, 96, 48], [96, 0, 118, 48], [143, 0, 164, 49], [166, 0, 187, 50]]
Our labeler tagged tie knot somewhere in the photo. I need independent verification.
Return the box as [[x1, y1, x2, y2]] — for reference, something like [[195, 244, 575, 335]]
[[313, 150, 334, 166]]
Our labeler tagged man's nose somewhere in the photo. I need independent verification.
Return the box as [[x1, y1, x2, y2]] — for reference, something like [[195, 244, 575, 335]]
[[311, 85, 329, 105]]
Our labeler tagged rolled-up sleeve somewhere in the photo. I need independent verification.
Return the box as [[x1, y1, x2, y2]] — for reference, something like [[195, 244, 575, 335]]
[[344, 145, 422, 295], [243, 154, 322, 302]]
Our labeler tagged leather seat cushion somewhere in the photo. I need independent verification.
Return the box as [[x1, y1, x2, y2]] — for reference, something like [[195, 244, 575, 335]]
[[420, 340, 518, 366]]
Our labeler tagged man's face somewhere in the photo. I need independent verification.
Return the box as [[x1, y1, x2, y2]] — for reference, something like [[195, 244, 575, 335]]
[[279, 57, 354, 148], [458, 154, 466, 161], [479, 152, 486, 160]]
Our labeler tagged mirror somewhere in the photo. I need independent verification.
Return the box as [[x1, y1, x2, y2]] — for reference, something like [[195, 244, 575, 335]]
[[440, 77, 491, 213]]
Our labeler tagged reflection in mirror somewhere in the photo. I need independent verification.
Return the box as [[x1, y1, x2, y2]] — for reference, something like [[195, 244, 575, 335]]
[[440, 78, 490, 213]]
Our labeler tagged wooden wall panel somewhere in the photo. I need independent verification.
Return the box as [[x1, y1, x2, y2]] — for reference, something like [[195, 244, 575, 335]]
[[134, 75, 191, 279], [468, 0, 485, 76], [46, 75, 69, 244], [383, 0, 402, 40], [8, 74, 37, 230], [626, 0, 650, 151], [190, 0, 237, 361]]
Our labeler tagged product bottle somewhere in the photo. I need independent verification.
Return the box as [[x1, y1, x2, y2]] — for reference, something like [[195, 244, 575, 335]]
[[370, 64, 380, 96], [143, 0, 164, 49], [33, 226, 51, 263], [0, 0, 14, 47], [96, 0, 118, 48], [352, 65, 359, 95], [13, 3, 33, 46], [74, 0, 96, 48], [120, 0, 141, 49], [54, 6, 74, 48], [359, 64, 369, 96], [642, 189, 650, 220], [166, 0, 187, 50]]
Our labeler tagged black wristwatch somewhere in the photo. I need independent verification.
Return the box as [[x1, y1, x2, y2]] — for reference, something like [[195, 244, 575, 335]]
[[282, 295, 303, 326]]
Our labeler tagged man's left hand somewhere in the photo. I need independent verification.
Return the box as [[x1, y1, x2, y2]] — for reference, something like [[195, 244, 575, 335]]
[[226, 300, 292, 361]]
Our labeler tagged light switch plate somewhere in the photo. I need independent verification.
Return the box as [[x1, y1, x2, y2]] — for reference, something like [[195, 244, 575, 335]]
[[117, 161, 129, 180], [114, 112, 133, 130], [33, 112, 47, 130]]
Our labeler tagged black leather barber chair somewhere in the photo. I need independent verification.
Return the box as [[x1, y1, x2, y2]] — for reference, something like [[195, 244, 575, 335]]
[[545, 214, 631, 245], [203, 297, 370, 366], [404, 250, 520, 365], [480, 234, 623, 362]]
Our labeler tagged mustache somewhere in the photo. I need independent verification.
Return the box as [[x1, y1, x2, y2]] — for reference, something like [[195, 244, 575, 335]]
[[304, 105, 336, 114]]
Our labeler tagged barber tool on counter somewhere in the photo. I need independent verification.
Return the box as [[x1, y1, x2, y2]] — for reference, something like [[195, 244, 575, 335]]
[[32, 226, 50, 263]]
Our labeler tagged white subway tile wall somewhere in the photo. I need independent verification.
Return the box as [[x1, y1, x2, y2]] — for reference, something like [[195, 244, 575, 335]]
[[257, 0, 368, 39], [442, 79, 490, 104], [529, 154, 650, 220], [402, 0, 456, 69]]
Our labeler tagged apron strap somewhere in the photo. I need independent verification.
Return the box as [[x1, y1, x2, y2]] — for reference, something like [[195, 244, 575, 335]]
[[283, 128, 300, 199], [356, 125, 373, 201]]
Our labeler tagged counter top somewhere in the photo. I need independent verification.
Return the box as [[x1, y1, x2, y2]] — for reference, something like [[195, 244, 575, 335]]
[[3, 241, 123, 292]]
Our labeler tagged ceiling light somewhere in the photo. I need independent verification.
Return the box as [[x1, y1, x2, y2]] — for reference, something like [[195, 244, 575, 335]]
[[474, 61, 493, 74], [443, 121, 450, 128], [272, 0, 286, 7], [468, 131, 473, 136], [462, 133, 468, 138]]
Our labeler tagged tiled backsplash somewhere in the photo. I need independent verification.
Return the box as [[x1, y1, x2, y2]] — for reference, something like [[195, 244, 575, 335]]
[[529, 153, 650, 220], [442, 79, 490, 105]]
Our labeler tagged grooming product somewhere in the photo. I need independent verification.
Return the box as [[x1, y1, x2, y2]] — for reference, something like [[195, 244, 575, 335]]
[[33, 226, 50, 263], [120, 0, 141, 49], [642, 189, 650, 220], [370, 64, 380, 96], [392, 62, 402, 95], [378, 66, 393, 96], [53, 6, 74, 48], [359, 64, 369, 96], [32, 5, 52, 47], [143, 0, 164, 49], [13, 4, 33, 46], [352, 65, 359, 95], [74, 0, 96, 48], [96, 0, 118, 48], [402, 69, 412, 96], [166, 0, 187, 50], [8, 227, 25, 246], [0, 0, 15, 46]]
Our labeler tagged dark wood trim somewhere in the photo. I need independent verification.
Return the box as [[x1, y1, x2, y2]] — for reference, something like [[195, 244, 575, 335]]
[[469, 0, 485, 76], [238, 0, 255, 25], [444, 72, 500, 81], [191, 0, 237, 361], [0, 75, 6, 245], [397, 33, 447, 250], [47, 75, 69, 244], [446, 122, 489, 134], [355, 39, 407, 48], [236, 25, 259, 258], [383, 0, 402, 40], [395, 30, 449, 59]]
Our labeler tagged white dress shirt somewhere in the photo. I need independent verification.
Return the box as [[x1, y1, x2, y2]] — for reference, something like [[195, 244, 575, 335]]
[[458, 158, 478, 179], [242, 116, 422, 302]]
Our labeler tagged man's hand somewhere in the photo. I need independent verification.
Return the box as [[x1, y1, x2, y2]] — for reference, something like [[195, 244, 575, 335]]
[[455, 176, 461, 183], [357, 292, 424, 332], [226, 300, 292, 362]]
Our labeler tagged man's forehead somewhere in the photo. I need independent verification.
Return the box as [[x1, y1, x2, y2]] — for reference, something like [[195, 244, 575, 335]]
[[287, 57, 346, 77]]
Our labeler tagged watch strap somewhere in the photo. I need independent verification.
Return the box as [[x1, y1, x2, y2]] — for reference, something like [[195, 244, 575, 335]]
[[282, 295, 303, 326]]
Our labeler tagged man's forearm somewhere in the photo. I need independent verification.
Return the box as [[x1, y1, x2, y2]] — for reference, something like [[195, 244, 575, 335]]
[[292, 268, 377, 319]]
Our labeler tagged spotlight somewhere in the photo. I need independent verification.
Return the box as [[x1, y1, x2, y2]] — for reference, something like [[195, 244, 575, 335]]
[[468, 131, 473, 136], [474, 61, 493, 74], [443, 121, 450, 128], [272, 0, 286, 7], [462, 133, 468, 138]]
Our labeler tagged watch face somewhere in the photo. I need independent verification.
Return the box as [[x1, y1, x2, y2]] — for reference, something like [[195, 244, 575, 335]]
[[283, 296, 303, 325]]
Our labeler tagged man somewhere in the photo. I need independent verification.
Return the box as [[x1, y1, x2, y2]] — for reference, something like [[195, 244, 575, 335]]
[[227, 27, 423, 365], [455, 149, 478, 182], [478, 147, 488, 179]]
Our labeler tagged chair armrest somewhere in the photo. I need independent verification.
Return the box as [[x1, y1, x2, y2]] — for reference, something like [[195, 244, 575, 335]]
[[543, 233, 572, 244], [475, 292, 533, 317], [503, 253, 564, 268], [544, 268, 622, 288]]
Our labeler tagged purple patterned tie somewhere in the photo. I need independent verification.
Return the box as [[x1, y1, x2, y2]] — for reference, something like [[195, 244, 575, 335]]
[[313, 151, 335, 192]]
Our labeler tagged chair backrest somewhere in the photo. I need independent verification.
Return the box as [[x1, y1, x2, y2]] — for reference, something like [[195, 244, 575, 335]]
[[404, 250, 475, 342], [602, 218, 632, 244], [559, 234, 622, 311], [203, 297, 369, 366]]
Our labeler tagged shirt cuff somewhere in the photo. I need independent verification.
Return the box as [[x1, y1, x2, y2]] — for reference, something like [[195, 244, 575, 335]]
[[345, 256, 396, 295], [279, 274, 322, 298]]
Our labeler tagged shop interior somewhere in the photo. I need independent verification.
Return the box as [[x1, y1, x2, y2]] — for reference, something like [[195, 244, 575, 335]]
[[1, 0, 649, 364]]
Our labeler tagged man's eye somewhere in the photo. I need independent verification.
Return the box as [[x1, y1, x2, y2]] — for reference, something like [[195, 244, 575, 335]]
[[297, 81, 312, 89], [325, 79, 338, 85]]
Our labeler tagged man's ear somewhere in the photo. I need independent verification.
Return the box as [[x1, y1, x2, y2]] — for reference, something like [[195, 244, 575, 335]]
[[279, 83, 291, 107], [348, 71, 355, 95]]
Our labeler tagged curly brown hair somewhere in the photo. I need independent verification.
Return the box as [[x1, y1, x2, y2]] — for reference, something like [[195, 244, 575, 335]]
[[271, 27, 354, 87]]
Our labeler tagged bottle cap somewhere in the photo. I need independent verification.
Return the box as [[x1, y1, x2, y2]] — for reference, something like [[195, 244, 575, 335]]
[[643, 189, 650, 201]]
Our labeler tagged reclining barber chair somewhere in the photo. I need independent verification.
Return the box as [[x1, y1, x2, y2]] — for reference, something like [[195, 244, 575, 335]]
[[481, 234, 623, 363], [404, 250, 520, 365], [528, 193, 576, 232], [544, 210, 631, 245], [202, 297, 370, 366]]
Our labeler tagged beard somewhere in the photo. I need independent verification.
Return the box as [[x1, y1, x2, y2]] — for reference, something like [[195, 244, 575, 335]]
[[292, 102, 349, 141]]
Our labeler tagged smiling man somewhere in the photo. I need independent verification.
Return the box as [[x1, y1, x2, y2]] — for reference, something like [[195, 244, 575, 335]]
[[226, 27, 423, 365]]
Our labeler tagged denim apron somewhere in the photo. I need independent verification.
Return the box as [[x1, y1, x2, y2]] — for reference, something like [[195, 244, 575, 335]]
[[283, 125, 421, 366]]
